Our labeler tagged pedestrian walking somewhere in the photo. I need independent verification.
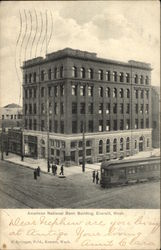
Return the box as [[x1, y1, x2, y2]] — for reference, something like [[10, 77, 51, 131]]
[[34, 169, 37, 180], [55, 164, 57, 175], [60, 165, 64, 175], [37, 166, 41, 176], [52, 164, 55, 175], [96, 171, 99, 184], [48, 161, 51, 172], [92, 171, 96, 183]]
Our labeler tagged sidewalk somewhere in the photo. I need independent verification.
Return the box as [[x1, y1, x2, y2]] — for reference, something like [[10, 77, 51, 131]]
[[4, 153, 101, 177]]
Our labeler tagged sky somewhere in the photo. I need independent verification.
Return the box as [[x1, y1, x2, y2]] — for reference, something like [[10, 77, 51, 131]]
[[0, 1, 160, 107]]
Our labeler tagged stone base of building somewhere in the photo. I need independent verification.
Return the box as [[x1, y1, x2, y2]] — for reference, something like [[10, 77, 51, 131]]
[[23, 129, 152, 166]]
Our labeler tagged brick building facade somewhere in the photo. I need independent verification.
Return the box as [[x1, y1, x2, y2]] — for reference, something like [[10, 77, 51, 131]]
[[22, 48, 152, 165]]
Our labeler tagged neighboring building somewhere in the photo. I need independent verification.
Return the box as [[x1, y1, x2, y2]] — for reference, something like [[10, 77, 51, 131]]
[[0, 103, 22, 130], [151, 86, 160, 148], [22, 48, 152, 165]]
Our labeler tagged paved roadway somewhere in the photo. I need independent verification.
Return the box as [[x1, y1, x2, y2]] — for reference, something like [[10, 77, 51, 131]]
[[0, 160, 160, 209]]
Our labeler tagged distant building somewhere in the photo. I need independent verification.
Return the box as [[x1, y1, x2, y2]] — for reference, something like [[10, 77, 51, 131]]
[[151, 86, 160, 148], [0, 103, 22, 130], [22, 48, 152, 165]]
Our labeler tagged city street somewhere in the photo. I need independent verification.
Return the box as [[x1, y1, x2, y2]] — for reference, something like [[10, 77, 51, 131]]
[[0, 160, 160, 209]]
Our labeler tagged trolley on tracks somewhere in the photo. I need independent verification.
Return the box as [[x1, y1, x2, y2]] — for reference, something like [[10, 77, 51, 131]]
[[100, 156, 160, 188]]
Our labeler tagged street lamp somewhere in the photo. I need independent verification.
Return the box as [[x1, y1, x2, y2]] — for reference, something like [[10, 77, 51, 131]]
[[82, 120, 86, 172]]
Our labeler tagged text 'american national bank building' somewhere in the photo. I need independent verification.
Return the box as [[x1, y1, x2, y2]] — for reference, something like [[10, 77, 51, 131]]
[[22, 48, 152, 165]]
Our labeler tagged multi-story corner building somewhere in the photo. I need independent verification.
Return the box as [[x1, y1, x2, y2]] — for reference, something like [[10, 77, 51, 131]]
[[22, 48, 152, 165]]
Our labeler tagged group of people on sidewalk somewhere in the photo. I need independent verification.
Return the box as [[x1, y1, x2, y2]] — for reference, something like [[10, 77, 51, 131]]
[[92, 170, 99, 184], [33, 166, 41, 180], [48, 162, 64, 176]]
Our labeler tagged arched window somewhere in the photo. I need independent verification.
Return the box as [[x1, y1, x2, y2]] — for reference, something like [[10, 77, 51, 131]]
[[120, 138, 124, 151], [80, 67, 85, 78], [113, 88, 117, 98], [134, 74, 138, 84], [126, 137, 130, 150], [126, 89, 130, 98], [41, 70, 44, 81], [54, 67, 58, 79], [106, 87, 110, 97], [106, 71, 110, 81], [88, 68, 93, 79], [106, 139, 110, 153], [119, 88, 124, 98], [98, 87, 103, 97], [145, 76, 149, 85], [72, 66, 77, 78], [113, 138, 117, 152], [98, 69, 103, 80], [125, 73, 130, 83], [140, 75, 144, 84], [113, 71, 117, 82], [119, 72, 124, 82], [48, 69, 51, 80], [60, 66, 64, 78], [25, 74, 28, 83], [99, 140, 103, 154]]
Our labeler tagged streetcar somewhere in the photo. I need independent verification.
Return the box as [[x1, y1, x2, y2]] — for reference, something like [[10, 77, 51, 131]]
[[100, 156, 160, 188]]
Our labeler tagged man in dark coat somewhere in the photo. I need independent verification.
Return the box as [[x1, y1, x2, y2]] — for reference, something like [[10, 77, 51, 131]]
[[37, 166, 41, 176], [55, 165, 57, 175], [60, 165, 64, 175], [52, 164, 55, 175], [34, 169, 37, 180], [96, 171, 99, 184], [92, 171, 96, 183]]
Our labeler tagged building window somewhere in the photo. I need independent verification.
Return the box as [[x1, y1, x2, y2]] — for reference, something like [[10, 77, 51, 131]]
[[146, 118, 149, 128], [88, 68, 93, 79], [49, 120, 52, 132], [113, 71, 117, 82], [72, 121, 77, 133], [86, 140, 91, 147], [88, 120, 93, 132], [145, 90, 149, 99], [140, 75, 144, 84], [145, 76, 149, 85], [33, 88, 36, 98], [80, 85, 85, 96], [113, 88, 117, 98], [25, 89, 28, 98], [25, 119, 28, 129], [106, 120, 110, 131], [29, 119, 32, 130], [41, 103, 45, 114], [54, 67, 58, 79], [60, 102, 64, 114], [99, 140, 103, 154], [126, 89, 130, 98], [140, 90, 144, 98], [141, 119, 144, 128], [98, 87, 103, 97], [41, 87, 44, 97], [80, 67, 85, 78], [113, 138, 117, 152], [11, 115, 13, 119], [79, 141, 83, 148], [119, 72, 124, 82], [79, 150, 83, 157], [54, 103, 58, 115], [48, 87, 52, 97], [140, 104, 144, 114], [25, 104, 28, 115], [72, 85, 77, 96], [135, 104, 138, 114], [33, 72, 36, 82], [60, 85, 64, 96], [41, 70, 45, 81], [48, 69, 51, 80], [134, 74, 138, 84], [106, 71, 110, 81], [72, 102, 77, 114], [126, 120, 130, 130], [29, 104, 32, 114], [25, 74, 28, 83], [54, 86, 58, 97], [80, 103, 85, 114], [54, 120, 58, 133], [88, 86, 93, 96], [80, 121, 83, 133], [72, 66, 77, 78], [106, 103, 110, 114], [135, 89, 138, 99], [105, 87, 110, 97], [88, 103, 93, 114], [33, 103, 37, 114], [126, 137, 130, 150], [135, 119, 138, 129], [99, 120, 103, 132], [86, 149, 92, 156], [29, 73, 32, 83], [120, 103, 123, 114], [41, 120, 45, 131], [145, 104, 149, 114], [51, 148, 54, 155], [60, 66, 64, 78], [60, 121, 64, 133], [99, 103, 103, 114], [98, 69, 103, 80], [113, 103, 117, 114], [113, 120, 117, 130], [106, 139, 110, 153], [49, 102, 52, 114], [126, 103, 130, 114], [126, 73, 130, 83], [29, 89, 32, 98], [119, 88, 124, 98], [120, 138, 124, 151], [120, 119, 124, 130]]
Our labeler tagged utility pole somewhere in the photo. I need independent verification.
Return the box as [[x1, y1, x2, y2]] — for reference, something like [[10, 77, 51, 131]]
[[46, 97, 50, 171], [82, 120, 86, 172], [21, 128, 24, 161], [1, 121, 4, 160]]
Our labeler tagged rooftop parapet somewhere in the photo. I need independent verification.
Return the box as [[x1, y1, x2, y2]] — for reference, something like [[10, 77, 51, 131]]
[[23, 57, 43, 67], [128, 60, 151, 69]]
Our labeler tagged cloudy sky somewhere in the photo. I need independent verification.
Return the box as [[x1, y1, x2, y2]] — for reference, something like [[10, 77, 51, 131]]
[[0, 1, 160, 107]]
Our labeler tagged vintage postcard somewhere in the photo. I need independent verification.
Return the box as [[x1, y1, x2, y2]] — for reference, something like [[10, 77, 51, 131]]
[[0, 1, 160, 249]]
